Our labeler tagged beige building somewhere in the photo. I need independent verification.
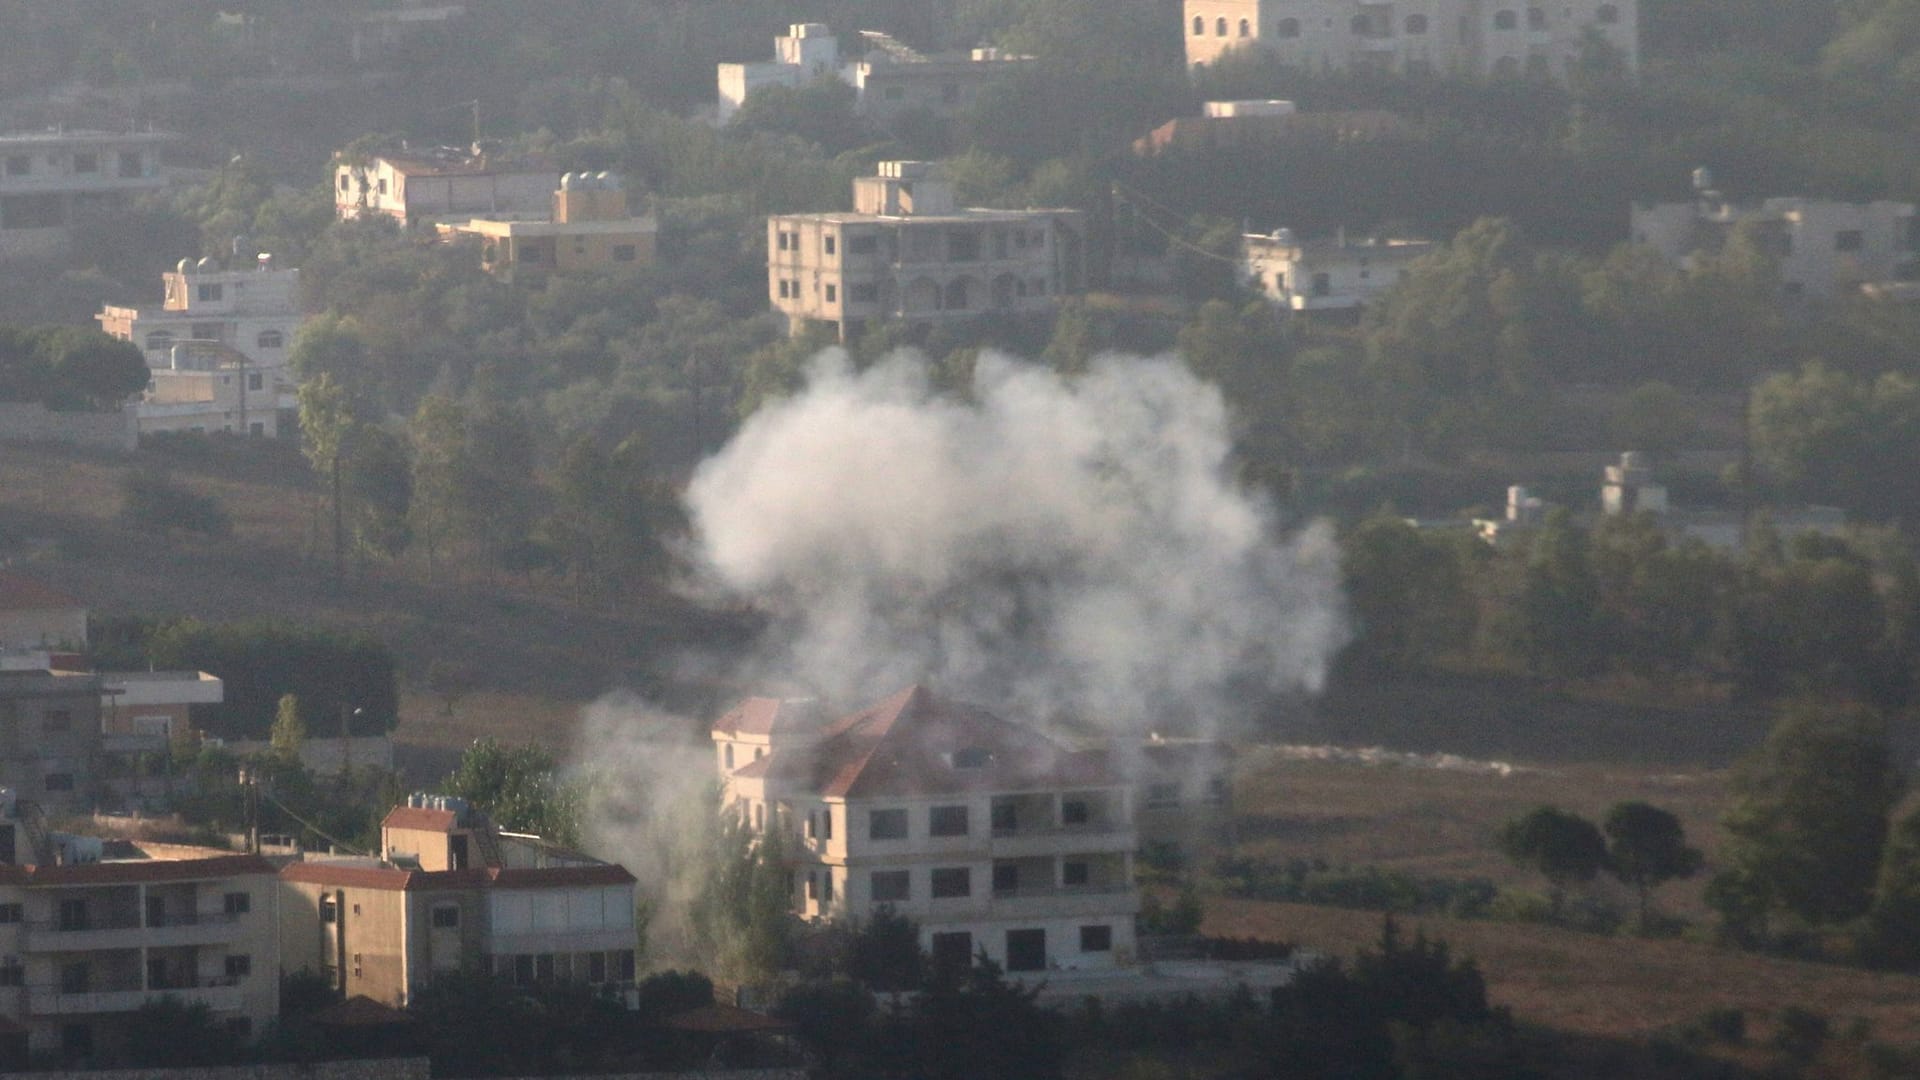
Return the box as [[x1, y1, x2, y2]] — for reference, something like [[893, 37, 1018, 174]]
[[715, 686, 1140, 975], [279, 798, 638, 1008], [97, 255, 305, 438], [768, 161, 1085, 340], [438, 172, 657, 283], [334, 147, 557, 228], [1184, 0, 1638, 80], [0, 130, 173, 261], [1242, 228, 1433, 311], [1131, 738, 1236, 865], [1133, 99, 1412, 155], [0, 798, 280, 1064], [1630, 185, 1920, 300]]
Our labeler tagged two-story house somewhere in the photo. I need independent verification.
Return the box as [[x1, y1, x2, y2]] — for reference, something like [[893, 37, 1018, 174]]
[[714, 686, 1140, 974], [334, 147, 556, 228], [278, 797, 639, 1007], [0, 794, 279, 1065], [0, 130, 173, 261], [767, 161, 1085, 342], [96, 253, 306, 437]]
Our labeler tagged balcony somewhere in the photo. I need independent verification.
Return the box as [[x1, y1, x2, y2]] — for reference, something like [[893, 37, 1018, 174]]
[[923, 883, 1138, 921], [29, 979, 243, 1016], [989, 822, 1134, 860], [29, 911, 243, 952]]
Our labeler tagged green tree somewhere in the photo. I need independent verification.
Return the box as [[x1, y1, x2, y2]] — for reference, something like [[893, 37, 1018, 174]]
[[1864, 804, 1920, 970], [342, 424, 412, 561], [1340, 516, 1476, 672], [728, 76, 867, 154], [1602, 801, 1704, 924], [30, 326, 149, 410], [1716, 701, 1904, 930], [848, 906, 925, 992], [1496, 806, 1606, 916], [119, 467, 232, 540], [1512, 509, 1605, 675], [690, 811, 794, 980], [408, 394, 469, 578], [122, 997, 243, 1066], [443, 739, 583, 848], [270, 693, 307, 763]]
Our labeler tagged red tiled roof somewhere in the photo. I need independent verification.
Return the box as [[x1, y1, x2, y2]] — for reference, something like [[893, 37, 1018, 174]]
[[711, 696, 823, 738], [382, 806, 459, 832], [758, 685, 1120, 799], [22, 854, 275, 886], [0, 571, 82, 612], [731, 756, 773, 778], [665, 1004, 793, 1034], [281, 861, 633, 891]]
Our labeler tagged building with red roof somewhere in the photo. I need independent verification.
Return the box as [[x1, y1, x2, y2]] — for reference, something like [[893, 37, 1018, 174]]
[[0, 572, 86, 650], [714, 686, 1141, 975], [278, 797, 638, 1009], [0, 795, 280, 1063]]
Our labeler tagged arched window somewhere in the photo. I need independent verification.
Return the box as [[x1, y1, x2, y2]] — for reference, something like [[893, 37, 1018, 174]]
[[1193, 14, 1204, 35], [1596, 3, 1619, 23], [1406, 14, 1429, 33], [1350, 14, 1370, 34], [256, 330, 284, 349], [1238, 18, 1251, 36], [1493, 9, 1518, 29], [1277, 17, 1301, 37], [1215, 16, 1228, 35]]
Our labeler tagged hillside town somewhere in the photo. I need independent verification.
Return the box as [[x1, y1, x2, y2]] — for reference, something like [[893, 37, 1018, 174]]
[[1, 2, 1920, 1078]]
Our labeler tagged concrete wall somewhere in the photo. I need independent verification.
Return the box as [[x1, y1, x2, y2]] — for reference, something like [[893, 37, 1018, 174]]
[[0, 402, 136, 450]]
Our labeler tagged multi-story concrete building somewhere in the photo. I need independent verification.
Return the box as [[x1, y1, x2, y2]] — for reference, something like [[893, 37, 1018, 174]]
[[438, 172, 658, 283], [1183, 0, 1638, 81], [0, 794, 280, 1065], [767, 161, 1085, 340], [0, 130, 173, 261], [0, 671, 102, 815], [1242, 228, 1433, 312], [1630, 184, 1920, 300], [279, 798, 639, 1007], [97, 254, 306, 438], [714, 686, 1141, 974], [717, 24, 1032, 124], [333, 147, 557, 228]]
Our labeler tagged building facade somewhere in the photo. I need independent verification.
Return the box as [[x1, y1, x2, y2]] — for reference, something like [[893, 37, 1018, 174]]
[[714, 687, 1141, 974], [438, 172, 657, 283], [0, 130, 173, 261], [278, 798, 639, 1008], [1242, 229, 1432, 311], [0, 672, 101, 816], [718, 24, 1032, 123], [1630, 191, 1920, 300], [1183, 0, 1637, 80], [0, 801, 280, 1065], [768, 161, 1084, 340], [333, 148, 557, 228], [97, 255, 306, 438]]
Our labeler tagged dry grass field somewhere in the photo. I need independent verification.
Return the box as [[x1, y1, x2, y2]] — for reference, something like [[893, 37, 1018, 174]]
[[1205, 897, 1920, 1045]]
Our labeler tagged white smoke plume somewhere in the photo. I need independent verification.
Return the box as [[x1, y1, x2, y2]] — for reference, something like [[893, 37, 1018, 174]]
[[680, 348, 1347, 737]]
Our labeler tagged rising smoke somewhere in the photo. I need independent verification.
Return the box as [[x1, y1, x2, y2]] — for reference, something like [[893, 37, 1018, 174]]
[[681, 347, 1346, 737], [577, 346, 1348, 962]]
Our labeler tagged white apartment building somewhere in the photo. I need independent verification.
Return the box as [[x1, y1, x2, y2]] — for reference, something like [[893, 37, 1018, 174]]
[[714, 686, 1140, 974], [0, 130, 173, 261], [1630, 188, 1920, 300], [0, 792, 280, 1066], [97, 255, 306, 438], [767, 161, 1085, 341], [1242, 228, 1433, 311], [718, 24, 1032, 124], [333, 147, 557, 228], [1184, 0, 1637, 80]]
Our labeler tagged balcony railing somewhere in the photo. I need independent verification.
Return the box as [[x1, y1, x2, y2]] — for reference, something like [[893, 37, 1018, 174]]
[[29, 978, 244, 1016], [990, 821, 1129, 838], [33, 911, 239, 933]]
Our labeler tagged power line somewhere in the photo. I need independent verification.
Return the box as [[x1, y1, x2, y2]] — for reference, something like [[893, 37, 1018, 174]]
[[1110, 181, 1243, 266]]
